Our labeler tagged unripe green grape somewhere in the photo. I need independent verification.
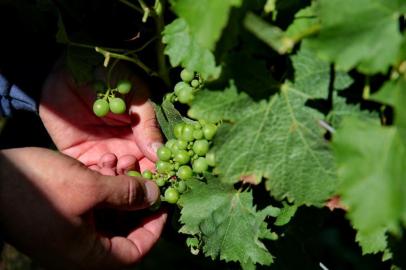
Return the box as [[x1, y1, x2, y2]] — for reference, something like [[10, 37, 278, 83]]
[[173, 150, 190, 165], [157, 146, 172, 161], [206, 152, 216, 167], [177, 165, 193, 180], [127, 170, 142, 177], [174, 82, 190, 95], [164, 187, 179, 204], [174, 123, 185, 139], [193, 157, 208, 173], [193, 140, 209, 156], [180, 69, 194, 82], [117, 79, 132, 94], [174, 163, 180, 170], [176, 140, 188, 150], [181, 124, 195, 141], [156, 177, 166, 187], [109, 97, 126, 114], [165, 139, 177, 149], [191, 79, 199, 88], [156, 160, 173, 173], [142, 170, 153, 179], [193, 129, 203, 140], [175, 181, 187, 193], [93, 99, 110, 117], [177, 88, 194, 104], [203, 123, 217, 140]]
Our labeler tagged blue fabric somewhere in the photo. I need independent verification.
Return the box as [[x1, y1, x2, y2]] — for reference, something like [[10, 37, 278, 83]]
[[0, 74, 37, 117]]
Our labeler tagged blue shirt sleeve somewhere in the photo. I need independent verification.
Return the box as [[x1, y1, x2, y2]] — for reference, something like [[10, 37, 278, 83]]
[[0, 74, 37, 117]]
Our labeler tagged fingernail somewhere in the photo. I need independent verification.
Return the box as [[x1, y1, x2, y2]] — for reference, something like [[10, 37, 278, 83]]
[[144, 181, 159, 205], [151, 142, 163, 154]]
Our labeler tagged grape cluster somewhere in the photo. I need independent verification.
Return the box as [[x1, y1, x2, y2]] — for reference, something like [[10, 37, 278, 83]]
[[172, 69, 203, 104], [92, 79, 133, 117], [127, 121, 217, 205]]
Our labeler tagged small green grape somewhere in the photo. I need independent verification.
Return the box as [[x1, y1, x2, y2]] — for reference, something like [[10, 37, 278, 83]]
[[174, 82, 190, 95], [193, 140, 209, 156], [175, 181, 187, 193], [177, 87, 194, 104], [193, 157, 208, 173], [164, 187, 179, 204], [156, 177, 166, 187], [117, 79, 132, 94], [142, 170, 153, 179], [165, 139, 177, 149], [206, 152, 216, 167], [109, 97, 126, 114], [180, 69, 194, 82], [156, 160, 173, 173], [193, 129, 203, 140], [174, 123, 185, 139], [157, 146, 172, 161], [93, 99, 110, 117], [181, 124, 195, 142], [191, 79, 199, 88], [177, 165, 193, 180], [173, 150, 190, 165], [203, 123, 217, 140], [176, 140, 188, 150], [127, 170, 142, 177]]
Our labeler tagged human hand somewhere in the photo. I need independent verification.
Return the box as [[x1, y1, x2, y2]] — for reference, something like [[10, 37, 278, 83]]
[[39, 68, 163, 171], [0, 147, 167, 270]]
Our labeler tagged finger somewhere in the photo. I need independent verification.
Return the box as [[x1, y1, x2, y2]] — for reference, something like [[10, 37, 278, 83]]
[[99, 167, 117, 176], [98, 153, 118, 169], [105, 212, 167, 265], [97, 175, 159, 210], [116, 155, 138, 175], [139, 157, 156, 173], [129, 86, 163, 162], [89, 165, 101, 172]]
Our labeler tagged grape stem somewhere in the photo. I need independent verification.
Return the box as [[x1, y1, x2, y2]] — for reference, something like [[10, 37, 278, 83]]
[[152, 0, 170, 86], [117, 0, 143, 14], [95, 47, 158, 77]]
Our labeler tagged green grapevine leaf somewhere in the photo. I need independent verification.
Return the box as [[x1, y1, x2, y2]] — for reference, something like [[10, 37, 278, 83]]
[[305, 0, 404, 74], [154, 98, 184, 140], [162, 18, 221, 80], [328, 93, 380, 129], [333, 76, 406, 255], [190, 48, 339, 206], [284, 3, 319, 43], [274, 203, 298, 226], [66, 47, 102, 84], [179, 176, 274, 266], [170, 0, 242, 50], [333, 117, 406, 254], [188, 82, 255, 123]]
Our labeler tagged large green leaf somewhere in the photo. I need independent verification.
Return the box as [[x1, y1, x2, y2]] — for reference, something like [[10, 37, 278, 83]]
[[179, 176, 276, 267], [162, 18, 221, 80], [306, 0, 404, 74], [170, 0, 242, 50], [333, 118, 406, 254], [189, 48, 340, 206]]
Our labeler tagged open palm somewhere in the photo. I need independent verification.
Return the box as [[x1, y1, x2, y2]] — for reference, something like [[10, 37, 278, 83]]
[[39, 68, 163, 173]]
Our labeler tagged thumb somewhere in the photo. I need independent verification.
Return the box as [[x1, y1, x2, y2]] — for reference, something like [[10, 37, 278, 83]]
[[129, 96, 163, 162], [97, 174, 160, 210]]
